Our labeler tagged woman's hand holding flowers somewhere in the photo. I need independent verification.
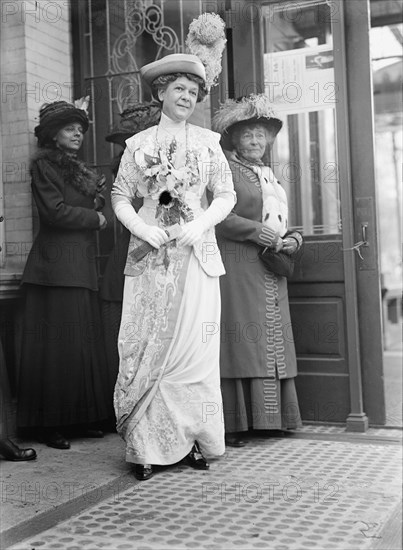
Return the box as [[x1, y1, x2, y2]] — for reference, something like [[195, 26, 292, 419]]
[[177, 219, 205, 246]]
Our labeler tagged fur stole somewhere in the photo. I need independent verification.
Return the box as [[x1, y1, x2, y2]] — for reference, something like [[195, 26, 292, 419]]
[[32, 148, 100, 197]]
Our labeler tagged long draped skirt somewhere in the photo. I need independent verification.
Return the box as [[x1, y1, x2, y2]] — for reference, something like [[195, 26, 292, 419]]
[[114, 245, 225, 465], [221, 377, 302, 432], [17, 284, 113, 428]]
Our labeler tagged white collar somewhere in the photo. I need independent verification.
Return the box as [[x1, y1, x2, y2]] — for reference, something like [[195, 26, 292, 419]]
[[159, 112, 186, 131]]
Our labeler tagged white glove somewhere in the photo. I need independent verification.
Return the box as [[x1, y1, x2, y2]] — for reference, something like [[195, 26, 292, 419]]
[[177, 219, 205, 247], [112, 199, 168, 248], [177, 196, 234, 246], [137, 223, 169, 248], [197, 197, 232, 230]]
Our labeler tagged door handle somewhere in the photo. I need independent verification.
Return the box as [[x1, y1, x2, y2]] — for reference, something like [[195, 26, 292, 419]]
[[343, 222, 370, 259], [343, 241, 366, 260], [361, 222, 369, 246], [343, 222, 369, 259]]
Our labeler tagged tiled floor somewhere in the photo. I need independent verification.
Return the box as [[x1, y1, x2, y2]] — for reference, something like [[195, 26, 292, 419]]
[[384, 351, 403, 427], [297, 424, 402, 438], [8, 436, 402, 550]]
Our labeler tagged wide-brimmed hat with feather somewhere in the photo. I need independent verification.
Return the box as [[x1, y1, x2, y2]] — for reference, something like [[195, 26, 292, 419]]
[[34, 97, 90, 148], [213, 94, 283, 150], [140, 13, 227, 95]]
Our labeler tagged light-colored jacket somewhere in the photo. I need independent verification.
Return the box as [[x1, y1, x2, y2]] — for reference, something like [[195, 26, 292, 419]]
[[111, 123, 236, 277]]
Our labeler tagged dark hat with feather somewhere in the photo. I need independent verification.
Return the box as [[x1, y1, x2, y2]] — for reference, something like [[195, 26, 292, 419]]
[[105, 102, 161, 147], [34, 97, 90, 148], [212, 94, 283, 151]]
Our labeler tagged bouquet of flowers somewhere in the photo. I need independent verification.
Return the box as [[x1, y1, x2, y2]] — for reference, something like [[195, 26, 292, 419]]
[[128, 140, 199, 267], [135, 140, 198, 226]]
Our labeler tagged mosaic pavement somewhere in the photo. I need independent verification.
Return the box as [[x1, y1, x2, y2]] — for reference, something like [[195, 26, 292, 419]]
[[8, 436, 402, 550]]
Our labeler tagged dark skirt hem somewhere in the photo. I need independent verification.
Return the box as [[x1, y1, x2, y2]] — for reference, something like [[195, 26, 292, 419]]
[[17, 285, 114, 428], [221, 377, 302, 433]]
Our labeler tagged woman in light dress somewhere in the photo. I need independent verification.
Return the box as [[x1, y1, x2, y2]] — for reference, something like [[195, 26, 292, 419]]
[[111, 53, 235, 480]]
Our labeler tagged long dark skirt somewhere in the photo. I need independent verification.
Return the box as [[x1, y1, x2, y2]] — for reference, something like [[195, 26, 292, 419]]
[[17, 284, 113, 428], [0, 340, 14, 439], [221, 377, 302, 433], [101, 300, 122, 394]]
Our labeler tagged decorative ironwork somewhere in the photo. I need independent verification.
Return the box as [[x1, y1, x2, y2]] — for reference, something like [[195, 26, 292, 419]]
[[110, 0, 180, 111]]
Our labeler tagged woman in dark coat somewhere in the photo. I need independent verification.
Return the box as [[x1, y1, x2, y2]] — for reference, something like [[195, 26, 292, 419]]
[[213, 94, 303, 447], [17, 100, 112, 449]]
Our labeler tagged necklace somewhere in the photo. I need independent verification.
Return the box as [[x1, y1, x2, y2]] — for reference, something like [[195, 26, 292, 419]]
[[155, 123, 188, 157]]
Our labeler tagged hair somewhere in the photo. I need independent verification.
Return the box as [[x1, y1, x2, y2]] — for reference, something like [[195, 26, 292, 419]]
[[230, 121, 276, 149], [151, 73, 207, 103]]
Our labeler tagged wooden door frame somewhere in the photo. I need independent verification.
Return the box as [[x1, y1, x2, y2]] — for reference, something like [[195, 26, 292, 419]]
[[343, 0, 385, 426], [333, 0, 369, 431]]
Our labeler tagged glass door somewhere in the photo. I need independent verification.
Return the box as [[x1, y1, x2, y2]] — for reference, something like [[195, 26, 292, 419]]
[[261, 0, 350, 424], [263, 8, 340, 236]]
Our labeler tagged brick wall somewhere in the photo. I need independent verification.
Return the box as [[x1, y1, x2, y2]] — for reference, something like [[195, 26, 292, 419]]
[[0, 0, 73, 291]]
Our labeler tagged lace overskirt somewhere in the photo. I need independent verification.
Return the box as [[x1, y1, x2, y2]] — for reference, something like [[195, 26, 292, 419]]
[[114, 244, 225, 465]]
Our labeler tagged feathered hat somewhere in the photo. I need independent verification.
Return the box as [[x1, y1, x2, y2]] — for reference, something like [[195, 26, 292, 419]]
[[105, 102, 161, 147], [212, 94, 283, 150], [140, 13, 226, 95], [34, 96, 90, 148]]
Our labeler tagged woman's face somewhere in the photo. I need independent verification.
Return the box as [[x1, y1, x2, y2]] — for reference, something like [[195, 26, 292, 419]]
[[54, 122, 84, 152], [158, 76, 199, 122], [234, 124, 275, 163]]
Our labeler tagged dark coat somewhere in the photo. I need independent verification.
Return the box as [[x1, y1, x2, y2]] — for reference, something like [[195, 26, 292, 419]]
[[100, 150, 143, 302], [216, 158, 298, 380], [22, 149, 101, 290]]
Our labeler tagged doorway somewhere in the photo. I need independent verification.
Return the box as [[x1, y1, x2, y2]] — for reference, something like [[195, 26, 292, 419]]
[[228, 0, 387, 428], [370, 21, 403, 427]]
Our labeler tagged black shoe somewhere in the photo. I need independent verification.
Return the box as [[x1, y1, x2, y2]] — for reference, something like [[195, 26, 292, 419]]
[[0, 439, 37, 461], [134, 464, 153, 481], [42, 431, 70, 450], [186, 442, 209, 470], [225, 434, 248, 447]]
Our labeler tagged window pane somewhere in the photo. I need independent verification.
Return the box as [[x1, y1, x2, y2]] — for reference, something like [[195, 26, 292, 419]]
[[263, 0, 341, 235]]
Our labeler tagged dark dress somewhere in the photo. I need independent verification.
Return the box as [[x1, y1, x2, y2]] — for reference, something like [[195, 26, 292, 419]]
[[0, 340, 14, 439], [99, 222, 131, 391], [17, 148, 112, 429], [216, 156, 302, 433]]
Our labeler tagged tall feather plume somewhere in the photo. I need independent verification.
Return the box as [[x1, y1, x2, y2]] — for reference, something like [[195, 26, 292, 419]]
[[212, 94, 282, 135], [74, 95, 90, 114], [185, 13, 227, 92]]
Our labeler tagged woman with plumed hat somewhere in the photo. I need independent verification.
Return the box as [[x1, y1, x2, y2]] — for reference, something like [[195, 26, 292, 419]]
[[17, 99, 112, 449], [100, 102, 161, 397], [111, 13, 235, 481], [213, 94, 303, 447]]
